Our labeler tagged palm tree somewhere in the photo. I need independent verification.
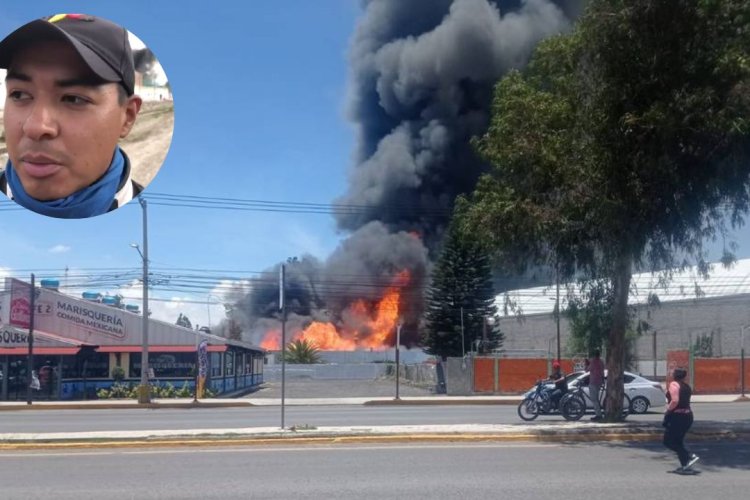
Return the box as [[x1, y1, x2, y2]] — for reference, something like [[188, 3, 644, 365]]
[[283, 339, 321, 364]]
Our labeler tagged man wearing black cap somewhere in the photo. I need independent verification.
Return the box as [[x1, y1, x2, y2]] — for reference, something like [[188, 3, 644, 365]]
[[0, 14, 143, 218]]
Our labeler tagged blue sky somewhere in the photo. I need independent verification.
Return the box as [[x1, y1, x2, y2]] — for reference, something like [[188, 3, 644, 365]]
[[0, 1, 360, 325]]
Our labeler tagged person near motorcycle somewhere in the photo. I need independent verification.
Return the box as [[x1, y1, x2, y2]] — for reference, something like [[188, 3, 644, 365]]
[[546, 361, 568, 408]]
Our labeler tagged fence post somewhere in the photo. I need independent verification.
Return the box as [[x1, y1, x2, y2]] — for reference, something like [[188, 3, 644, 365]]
[[494, 355, 499, 393], [688, 335, 695, 388]]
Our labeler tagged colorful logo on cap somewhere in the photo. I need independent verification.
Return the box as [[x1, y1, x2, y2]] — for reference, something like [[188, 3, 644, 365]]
[[47, 14, 94, 24]]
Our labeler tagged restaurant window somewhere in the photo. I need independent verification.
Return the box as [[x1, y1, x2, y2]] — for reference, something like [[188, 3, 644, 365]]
[[224, 352, 234, 376], [83, 352, 110, 378], [61, 355, 80, 378], [149, 353, 195, 378], [210, 353, 222, 377]]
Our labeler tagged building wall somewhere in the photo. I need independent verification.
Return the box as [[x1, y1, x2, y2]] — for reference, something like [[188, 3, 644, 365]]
[[496, 293, 750, 361]]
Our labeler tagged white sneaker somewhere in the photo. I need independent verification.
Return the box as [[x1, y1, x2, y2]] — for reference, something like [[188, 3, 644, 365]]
[[686, 454, 700, 469]]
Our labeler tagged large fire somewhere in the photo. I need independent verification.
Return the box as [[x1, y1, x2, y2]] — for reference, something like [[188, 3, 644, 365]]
[[262, 270, 409, 351]]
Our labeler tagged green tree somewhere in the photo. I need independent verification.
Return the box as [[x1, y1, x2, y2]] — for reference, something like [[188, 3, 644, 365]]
[[565, 280, 614, 359], [422, 222, 503, 360], [693, 333, 715, 358], [283, 339, 322, 364], [565, 280, 653, 370], [459, 0, 750, 420]]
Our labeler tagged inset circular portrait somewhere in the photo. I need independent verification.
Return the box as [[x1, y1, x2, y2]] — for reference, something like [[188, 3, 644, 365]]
[[0, 13, 173, 219]]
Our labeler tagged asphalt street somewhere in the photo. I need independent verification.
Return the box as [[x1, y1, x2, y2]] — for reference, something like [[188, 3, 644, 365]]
[[0, 403, 745, 434], [1, 440, 748, 499]]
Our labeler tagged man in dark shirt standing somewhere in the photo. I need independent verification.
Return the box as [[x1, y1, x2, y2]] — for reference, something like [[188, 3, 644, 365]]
[[588, 349, 605, 421], [547, 360, 568, 409]]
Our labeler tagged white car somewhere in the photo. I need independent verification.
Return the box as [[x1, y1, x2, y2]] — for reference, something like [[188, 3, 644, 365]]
[[569, 371, 665, 414]]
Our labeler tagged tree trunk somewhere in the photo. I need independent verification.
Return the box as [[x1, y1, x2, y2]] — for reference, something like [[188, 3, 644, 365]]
[[604, 251, 632, 421]]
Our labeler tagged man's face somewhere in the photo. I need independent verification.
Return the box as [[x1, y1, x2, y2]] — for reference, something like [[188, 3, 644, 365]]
[[3, 40, 140, 200]]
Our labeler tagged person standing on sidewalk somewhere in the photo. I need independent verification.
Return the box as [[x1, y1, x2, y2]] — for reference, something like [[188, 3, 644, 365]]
[[588, 349, 605, 421], [663, 367, 700, 473]]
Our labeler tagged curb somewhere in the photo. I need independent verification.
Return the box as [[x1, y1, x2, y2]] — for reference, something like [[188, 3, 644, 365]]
[[0, 396, 743, 411], [1, 424, 747, 451], [0, 401, 253, 411], [364, 399, 520, 406]]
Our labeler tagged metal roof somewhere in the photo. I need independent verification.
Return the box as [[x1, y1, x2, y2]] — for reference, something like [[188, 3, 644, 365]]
[[496, 258, 750, 316]]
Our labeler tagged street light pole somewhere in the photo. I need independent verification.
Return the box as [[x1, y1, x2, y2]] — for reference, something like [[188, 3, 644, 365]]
[[207, 297, 211, 330], [395, 320, 402, 400], [460, 307, 467, 370], [26, 274, 35, 405], [741, 325, 748, 400], [206, 294, 223, 331], [555, 266, 561, 362], [279, 264, 287, 430], [133, 196, 150, 404]]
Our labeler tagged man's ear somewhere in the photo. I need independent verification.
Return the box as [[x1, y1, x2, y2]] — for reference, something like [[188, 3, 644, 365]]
[[120, 95, 143, 138]]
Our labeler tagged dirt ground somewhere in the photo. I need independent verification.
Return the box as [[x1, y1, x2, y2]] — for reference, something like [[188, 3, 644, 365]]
[[0, 100, 174, 187]]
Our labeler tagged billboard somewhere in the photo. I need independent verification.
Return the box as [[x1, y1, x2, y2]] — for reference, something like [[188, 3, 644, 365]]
[[8, 279, 32, 329], [1, 278, 251, 350]]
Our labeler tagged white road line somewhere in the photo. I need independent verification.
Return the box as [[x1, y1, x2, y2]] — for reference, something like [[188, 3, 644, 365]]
[[0, 442, 560, 458]]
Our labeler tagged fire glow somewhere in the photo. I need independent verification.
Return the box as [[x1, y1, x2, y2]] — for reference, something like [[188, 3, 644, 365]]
[[261, 270, 409, 351]]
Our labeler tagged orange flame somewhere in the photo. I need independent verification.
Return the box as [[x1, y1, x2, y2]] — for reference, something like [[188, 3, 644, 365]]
[[298, 322, 357, 350], [259, 270, 410, 351], [260, 329, 281, 350]]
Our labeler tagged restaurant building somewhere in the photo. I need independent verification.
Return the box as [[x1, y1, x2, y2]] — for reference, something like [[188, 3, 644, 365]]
[[0, 278, 265, 400]]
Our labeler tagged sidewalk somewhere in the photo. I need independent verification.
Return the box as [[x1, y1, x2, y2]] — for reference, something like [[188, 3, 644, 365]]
[[0, 393, 744, 410], [1, 418, 748, 450]]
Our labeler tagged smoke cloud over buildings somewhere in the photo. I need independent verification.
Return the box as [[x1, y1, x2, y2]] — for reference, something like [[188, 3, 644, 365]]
[[337, 0, 577, 246], [231, 1, 582, 348]]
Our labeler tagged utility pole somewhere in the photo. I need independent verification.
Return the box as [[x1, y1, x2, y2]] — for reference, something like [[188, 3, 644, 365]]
[[280, 264, 287, 429], [138, 197, 150, 404], [395, 320, 403, 400], [26, 274, 35, 405], [741, 326, 748, 400], [460, 306, 467, 370], [555, 265, 561, 362]]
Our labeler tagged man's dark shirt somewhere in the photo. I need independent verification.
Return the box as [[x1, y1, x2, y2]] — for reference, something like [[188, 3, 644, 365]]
[[551, 370, 568, 393]]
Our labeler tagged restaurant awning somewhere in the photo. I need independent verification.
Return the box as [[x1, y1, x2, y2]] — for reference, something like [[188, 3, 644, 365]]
[[0, 329, 92, 356], [0, 347, 81, 355], [96, 344, 228, 353]]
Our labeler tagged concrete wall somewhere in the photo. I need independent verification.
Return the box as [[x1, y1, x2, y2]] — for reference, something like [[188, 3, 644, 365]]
[[263, 363, 389, 381], [496, 293, 750, 365], [445, 358, 473, 395]]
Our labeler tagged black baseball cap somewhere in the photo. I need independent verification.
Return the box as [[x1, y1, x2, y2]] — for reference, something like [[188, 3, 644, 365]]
[[0, 14, 135, 95]]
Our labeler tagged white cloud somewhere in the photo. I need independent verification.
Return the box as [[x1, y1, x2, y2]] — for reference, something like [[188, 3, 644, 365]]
[[48, 244, 71, 254], [117, 279, 249, 329], [283, 223, 334, 260]]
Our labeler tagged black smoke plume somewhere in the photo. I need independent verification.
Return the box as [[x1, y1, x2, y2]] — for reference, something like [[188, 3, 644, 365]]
[[337, 0, 578, 248], [230, 1, 583, 348]]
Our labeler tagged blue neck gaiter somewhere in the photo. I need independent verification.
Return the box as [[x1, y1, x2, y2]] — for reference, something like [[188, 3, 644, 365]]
[[5, 147, 125, 219]]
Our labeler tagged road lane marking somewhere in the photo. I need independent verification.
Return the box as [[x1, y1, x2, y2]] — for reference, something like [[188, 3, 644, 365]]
[[0, 442, 560, 457]]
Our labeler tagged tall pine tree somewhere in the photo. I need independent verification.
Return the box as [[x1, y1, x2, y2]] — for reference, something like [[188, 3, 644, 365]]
[[423, 222, 503, 360]]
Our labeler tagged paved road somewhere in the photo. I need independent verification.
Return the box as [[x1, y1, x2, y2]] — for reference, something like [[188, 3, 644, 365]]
[[245, 378, 434, 398], [1, 440, 747, 499], [0, 403, 744, 434]]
